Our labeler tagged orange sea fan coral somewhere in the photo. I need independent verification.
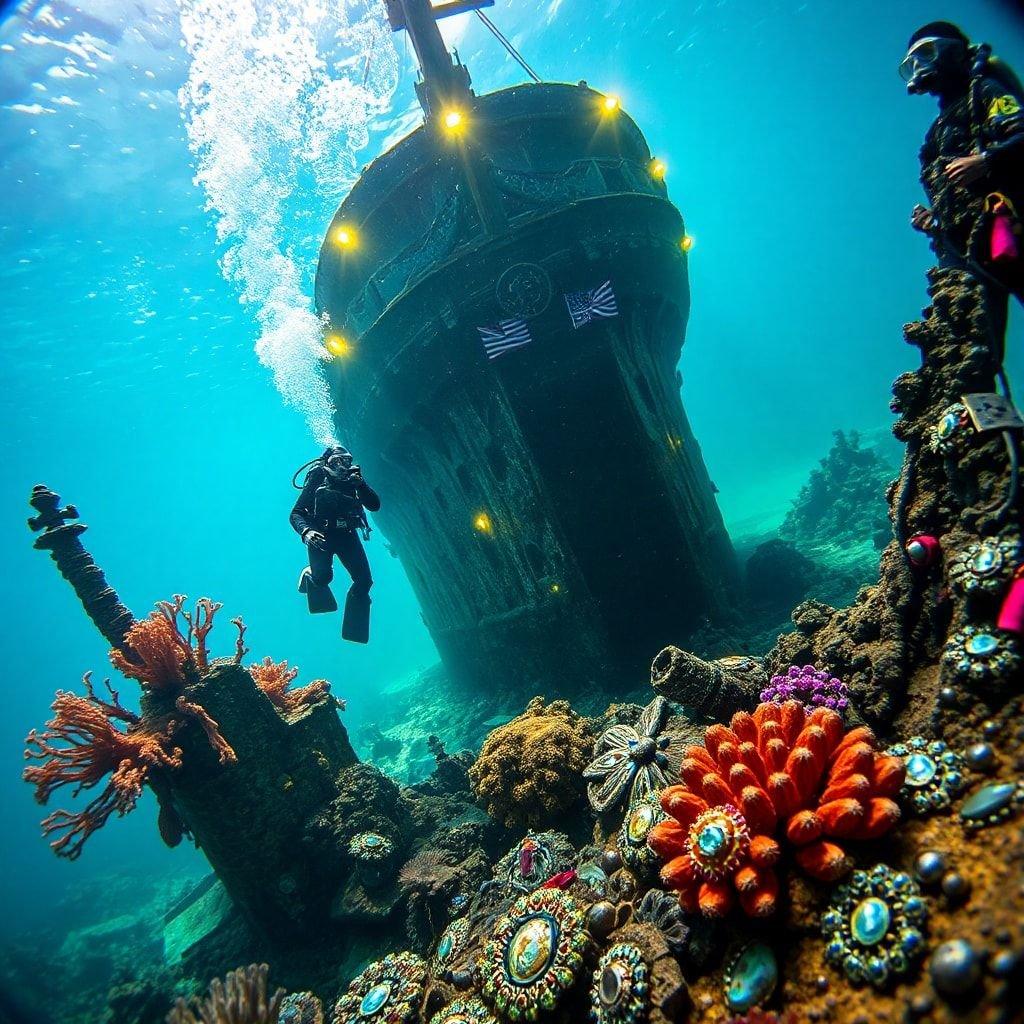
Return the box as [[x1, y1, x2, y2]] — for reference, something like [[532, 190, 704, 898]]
[[248, 657, 333, 714], [23, 673, 183, 859], [110, 595, 247, 691], [649, 700, 905, 918]]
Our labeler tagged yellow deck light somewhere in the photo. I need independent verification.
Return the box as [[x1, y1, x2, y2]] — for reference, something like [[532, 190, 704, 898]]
[[651, 159, 667, 180], [680, 235, 694, 253], [473, 511, 493, 535], [334, 226, 357, 248], [325, 334, 352, 358], [443, 109, 465, 132], [602, 94, 621, 113]]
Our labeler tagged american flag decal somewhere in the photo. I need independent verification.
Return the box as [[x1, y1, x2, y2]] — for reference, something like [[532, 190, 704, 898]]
[[565, 280, 619, 329], [477, 318, 532, 360]]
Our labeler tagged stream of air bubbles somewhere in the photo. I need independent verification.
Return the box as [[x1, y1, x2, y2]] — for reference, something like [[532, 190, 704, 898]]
[[177, 0, 399, 442]]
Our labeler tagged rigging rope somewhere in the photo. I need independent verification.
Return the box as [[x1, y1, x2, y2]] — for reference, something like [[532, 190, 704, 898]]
[[475, 10, 541, 83]]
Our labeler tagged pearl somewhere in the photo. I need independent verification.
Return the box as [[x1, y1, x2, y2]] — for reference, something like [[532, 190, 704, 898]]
[[965, 742, 995, 771], [914, 850, 947, 885], [990, 950, 1019, 979], [929, 939, 982, 995], [940, 872, 971, 902], [960, 782, 1017, 821], [939, 686, 958, 705]]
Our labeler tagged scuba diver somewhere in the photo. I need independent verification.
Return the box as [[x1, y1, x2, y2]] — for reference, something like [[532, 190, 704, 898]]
[[291, 446, 380, 643], [901, 21, 1024, 360]]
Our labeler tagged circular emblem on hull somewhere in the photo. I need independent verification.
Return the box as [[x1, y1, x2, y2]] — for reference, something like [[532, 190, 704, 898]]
[[496, 263, 552, 318]]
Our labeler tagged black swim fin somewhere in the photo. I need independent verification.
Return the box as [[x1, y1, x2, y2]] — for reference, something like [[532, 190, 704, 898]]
[[298, 567, 338, 614], [342, 591, 371, 644]]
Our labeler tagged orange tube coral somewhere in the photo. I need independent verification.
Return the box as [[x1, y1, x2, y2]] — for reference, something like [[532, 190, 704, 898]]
[[649, 700, 904, 917], [23, 673, 183, 859], [110, 595, 195, 691]]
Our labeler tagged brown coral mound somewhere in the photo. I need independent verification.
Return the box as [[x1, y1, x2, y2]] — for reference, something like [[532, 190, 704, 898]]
[[650, 700, 904, 917], [167, 963, 284, 1024], [23, 673, 183, 859], [468, 696, 590, 828], [248, 657, 332, 714]]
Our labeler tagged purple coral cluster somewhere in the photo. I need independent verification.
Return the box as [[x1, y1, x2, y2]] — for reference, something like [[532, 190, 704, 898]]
[[760, 664, 849, 713]]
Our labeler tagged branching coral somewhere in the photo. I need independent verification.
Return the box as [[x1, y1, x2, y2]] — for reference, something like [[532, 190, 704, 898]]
[[166, 964, 284, 1024], [175, 696, 237, 766], [468, 696, 590, 829], [110, 595, 247, 691], [248, 657, 334, 714], [22, 673, 183, 859], [650, 700, 904, 917]]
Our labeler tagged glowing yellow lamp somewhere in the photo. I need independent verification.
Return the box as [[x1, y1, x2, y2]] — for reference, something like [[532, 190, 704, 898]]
[[550, 582, 561, 594], [334, 225, 357, 248], [325, 334, 352, 358], [680, 234, 694, 253], [473, 511, 493, 535], [443, 109, 464, 132], [602, 94, 621, 113], [651, 159, 667, 180]]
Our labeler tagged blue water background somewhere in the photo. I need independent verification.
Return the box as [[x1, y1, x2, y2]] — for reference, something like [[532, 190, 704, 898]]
[[1, 0, 1022, 940]]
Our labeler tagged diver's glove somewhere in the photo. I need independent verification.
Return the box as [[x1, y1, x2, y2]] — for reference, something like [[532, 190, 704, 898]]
[[303, 529, 327, 550]]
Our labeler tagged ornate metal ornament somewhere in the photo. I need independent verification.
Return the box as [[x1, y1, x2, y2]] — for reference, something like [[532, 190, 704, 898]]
[[431, 997, 499, 1024], [584, 696, 672, 813], [821, 865, 928, 987], [332, 952, 426, 1024], [617, 791, 667, 874], [349, 832, 394, 862], [948, 536, 1021, 596], [493, 831, 575, 895], [434, 917, 471, 973], [495, 263, 552, 319], [942, 627, 1021, 685], [885, 736, 967, 814], [589, 943, 650, 1024], [687, 805, 749, 881], [931, 402, 973, 455], [480, 888, 589, 1021]]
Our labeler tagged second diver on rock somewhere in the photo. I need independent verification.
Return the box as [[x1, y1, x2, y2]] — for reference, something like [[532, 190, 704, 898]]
[[902, 21, 1024, 360], [291, 446, 380, 643]]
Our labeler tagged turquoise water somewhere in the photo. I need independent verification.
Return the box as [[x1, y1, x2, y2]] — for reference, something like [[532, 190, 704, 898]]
[[0, 0, 1022, 985]]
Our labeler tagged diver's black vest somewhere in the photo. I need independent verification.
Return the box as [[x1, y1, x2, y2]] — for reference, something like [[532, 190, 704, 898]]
[[312, 476, 366, 531]]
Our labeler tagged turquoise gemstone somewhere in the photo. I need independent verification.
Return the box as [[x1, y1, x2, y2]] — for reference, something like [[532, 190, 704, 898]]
[[438, 934, 453, 960], [966, 633, 998, 656], [365, 834, 382, 847], [851, 897, 891, 946], [359, 982, 391, 1016], [960, 782, 1016, 820], [972, 547, 1000, 574], [937, 413, 959, 438], [697, 824, 727, 857], [905, 753, 937, 787], [726, 943, 778, 1013]]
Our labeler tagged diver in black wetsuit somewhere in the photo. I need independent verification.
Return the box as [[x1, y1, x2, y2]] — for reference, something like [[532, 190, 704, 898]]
[[902, 21, 1024, 359], [291, 446, 381, 643]]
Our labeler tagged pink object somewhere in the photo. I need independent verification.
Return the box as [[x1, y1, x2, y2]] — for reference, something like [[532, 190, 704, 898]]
[[541, 869, 576, 890], [905, 534, 940, 569], [991, 203, 1019, 263], [518, 838, 537, 877], [997, 568, 1024, 634]]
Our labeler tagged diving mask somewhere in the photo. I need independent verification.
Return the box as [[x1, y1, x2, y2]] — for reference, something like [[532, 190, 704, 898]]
[[899, 36, 963, 92], [325, 449, 354, 477]]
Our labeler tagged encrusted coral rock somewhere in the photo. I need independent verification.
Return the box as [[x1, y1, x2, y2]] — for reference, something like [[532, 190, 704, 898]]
[[332, 952, 426, 1024], [649, 700, 905, 916], [468, 697, 590, 829]]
